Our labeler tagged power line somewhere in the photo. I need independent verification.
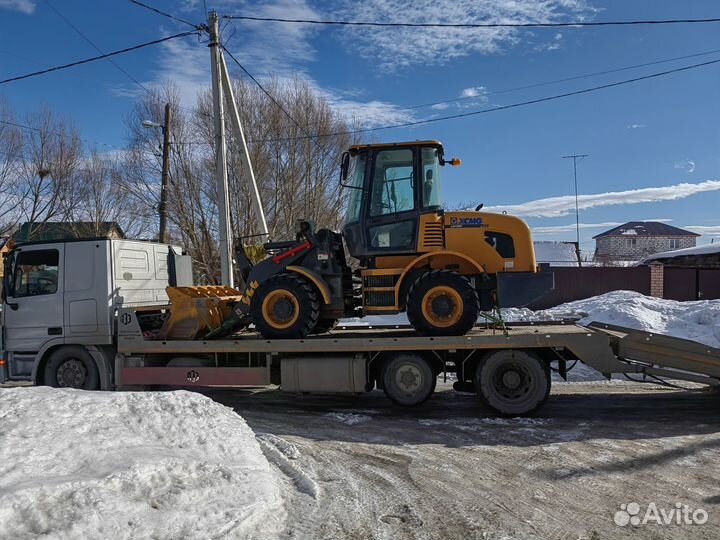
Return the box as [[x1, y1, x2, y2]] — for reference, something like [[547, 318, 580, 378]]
[[256, 56, 720, 142], [224, 14, 720, 28], [221, 44, 325, 150], [44, 0, 152, 96], [0, 31, 198, 86], [319, 46, 720, 126], [127, 0, 202, 29]]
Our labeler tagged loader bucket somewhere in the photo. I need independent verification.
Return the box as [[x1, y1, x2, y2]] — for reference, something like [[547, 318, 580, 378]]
[[159, 286, 245, 340]]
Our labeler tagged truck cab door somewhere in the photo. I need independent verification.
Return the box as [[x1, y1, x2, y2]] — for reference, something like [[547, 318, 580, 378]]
[[3, 244, 64, 376]]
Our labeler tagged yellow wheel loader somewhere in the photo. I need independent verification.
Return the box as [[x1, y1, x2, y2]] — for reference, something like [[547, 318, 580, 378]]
[[165, 140, 553, 340]]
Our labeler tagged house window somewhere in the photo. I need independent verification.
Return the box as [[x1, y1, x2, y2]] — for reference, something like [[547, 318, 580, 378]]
[[668, 238, 681, 250], [624, 238, 637, 249]]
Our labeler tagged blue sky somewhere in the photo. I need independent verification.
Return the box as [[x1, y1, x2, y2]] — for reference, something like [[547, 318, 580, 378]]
[[2, 0, 720, 253]]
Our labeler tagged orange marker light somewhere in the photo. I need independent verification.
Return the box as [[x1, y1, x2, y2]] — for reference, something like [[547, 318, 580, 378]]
[[450, 157, 462, 166]]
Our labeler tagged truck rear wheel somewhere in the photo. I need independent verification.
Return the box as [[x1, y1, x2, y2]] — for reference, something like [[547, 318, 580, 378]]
[[406, 270, 479, 336], [43, 346, 100, 390], [382, 353, 435, 406], [251, 273, 320, 339], [474, 350, 550, 416]]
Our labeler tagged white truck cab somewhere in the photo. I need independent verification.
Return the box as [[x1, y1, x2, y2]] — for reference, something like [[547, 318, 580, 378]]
[[1, 238, 191, 389]]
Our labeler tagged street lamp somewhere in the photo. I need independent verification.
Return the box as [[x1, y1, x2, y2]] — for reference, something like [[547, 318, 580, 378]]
[[142, 103, 172, 244]]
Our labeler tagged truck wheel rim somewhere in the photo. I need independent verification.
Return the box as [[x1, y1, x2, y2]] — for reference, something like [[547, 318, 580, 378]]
[[421, 285, 462, 327], [492, 363, 532, 400], [262, 289, 300, 329], [57, 359, 87, 388], [396, 363, 423, 392]]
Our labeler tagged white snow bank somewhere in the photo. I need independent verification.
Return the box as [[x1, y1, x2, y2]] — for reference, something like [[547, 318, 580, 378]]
[[0, 387, 284, 540], [343, 291, 720, 349], [521, 291, 720, 349]]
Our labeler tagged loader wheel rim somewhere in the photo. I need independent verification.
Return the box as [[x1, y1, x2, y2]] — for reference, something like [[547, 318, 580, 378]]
[[421, 285, 463, 328], [262, 289, 300, 330]]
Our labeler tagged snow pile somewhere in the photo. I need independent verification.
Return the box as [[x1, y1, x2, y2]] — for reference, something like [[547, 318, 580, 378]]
[[532, 291, 720, 349], [0, 387, 284, 540]]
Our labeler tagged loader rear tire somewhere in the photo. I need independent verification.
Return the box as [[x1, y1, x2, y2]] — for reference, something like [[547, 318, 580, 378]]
[[251, 273, 320, 339], [406, 270, 479, 336]]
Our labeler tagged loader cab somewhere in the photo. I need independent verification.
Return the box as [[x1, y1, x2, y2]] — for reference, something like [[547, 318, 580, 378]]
[[341, 141, 455, 261]]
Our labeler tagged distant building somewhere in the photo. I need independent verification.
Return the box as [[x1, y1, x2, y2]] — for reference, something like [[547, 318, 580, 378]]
[[533, 241, 580, 267], [13, 222, 125, 243], [593, 221, 699, 262]]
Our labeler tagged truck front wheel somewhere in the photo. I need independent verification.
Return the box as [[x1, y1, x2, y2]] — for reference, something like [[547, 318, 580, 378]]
[[474, 349, 550, 416], [382, 353, 435, 406], [43, 346, 100, 390]]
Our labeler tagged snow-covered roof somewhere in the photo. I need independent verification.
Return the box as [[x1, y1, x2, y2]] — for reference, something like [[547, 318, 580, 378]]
[[593, 221, 699, 239], [533, 241, 579, 267], [642, 242, 720, 263]]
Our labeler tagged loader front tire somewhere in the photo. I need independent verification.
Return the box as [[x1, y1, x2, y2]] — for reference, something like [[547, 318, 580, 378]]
[[406, 270, 479, 336], [251, 273, 320, 339]]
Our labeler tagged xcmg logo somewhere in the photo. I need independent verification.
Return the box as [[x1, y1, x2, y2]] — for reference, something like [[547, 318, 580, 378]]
[[449, 217, 488, 228]]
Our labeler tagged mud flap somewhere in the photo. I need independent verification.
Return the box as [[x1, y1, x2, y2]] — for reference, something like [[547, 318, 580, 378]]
[[496, 270, 554, 308]]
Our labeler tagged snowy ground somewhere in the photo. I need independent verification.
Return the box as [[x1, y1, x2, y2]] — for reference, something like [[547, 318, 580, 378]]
[[0, 388, 285, 539], [207, 381, 720, 540]]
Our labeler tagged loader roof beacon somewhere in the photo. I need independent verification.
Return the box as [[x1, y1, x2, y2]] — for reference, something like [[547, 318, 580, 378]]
[[186, 139, 554, 340]]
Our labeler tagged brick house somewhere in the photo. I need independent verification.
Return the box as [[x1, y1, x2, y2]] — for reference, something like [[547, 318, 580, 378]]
[[593, 221, 699, 262]]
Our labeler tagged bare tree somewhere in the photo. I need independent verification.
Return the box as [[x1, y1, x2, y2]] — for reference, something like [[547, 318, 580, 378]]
[[121, 77, 359, 283], [16, 106, 82, 238], [0, 99, 25, 236]]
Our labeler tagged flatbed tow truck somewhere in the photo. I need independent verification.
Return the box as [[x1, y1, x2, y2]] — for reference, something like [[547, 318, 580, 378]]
[[1, 238, 719, 415], [116, 304, 720, 415]]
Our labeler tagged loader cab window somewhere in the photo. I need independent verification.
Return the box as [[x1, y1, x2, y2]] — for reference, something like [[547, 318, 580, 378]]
[[344, 153, 366, 224], [370, 149, 415, 217], [421, 147, 443, 208], [12, 249, 59, 297]]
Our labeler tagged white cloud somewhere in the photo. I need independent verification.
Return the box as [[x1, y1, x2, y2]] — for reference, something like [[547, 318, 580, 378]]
[[674, 159, 696, 173], [461, 86, 487, 98], [532, 219, 673, 235], [532, 221, 623, 235], [113, 1, 413, 125], [0, 0, 34, 14], [331, 0, 595, 70], [626, 123, 646, 130], [683, 225, 720, 235], [484, 180, 720, 218]]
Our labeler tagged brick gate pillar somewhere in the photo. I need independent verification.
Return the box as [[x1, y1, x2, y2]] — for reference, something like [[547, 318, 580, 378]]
[[649, 262, 664, 298]]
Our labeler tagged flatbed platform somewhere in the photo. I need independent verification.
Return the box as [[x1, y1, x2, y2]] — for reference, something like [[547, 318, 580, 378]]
[[118, 318, 601, 355]]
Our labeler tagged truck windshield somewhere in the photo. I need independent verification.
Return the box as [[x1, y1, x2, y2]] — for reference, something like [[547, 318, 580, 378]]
[[421, 147, 443, 208], [344, 153, 366, 224]]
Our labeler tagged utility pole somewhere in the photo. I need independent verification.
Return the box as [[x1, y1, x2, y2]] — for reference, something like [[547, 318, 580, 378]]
[[208, 10, 234, 287], [219, 55, 269, 237], [562, 154, 589, 267], [158, 103, 172, 244]]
